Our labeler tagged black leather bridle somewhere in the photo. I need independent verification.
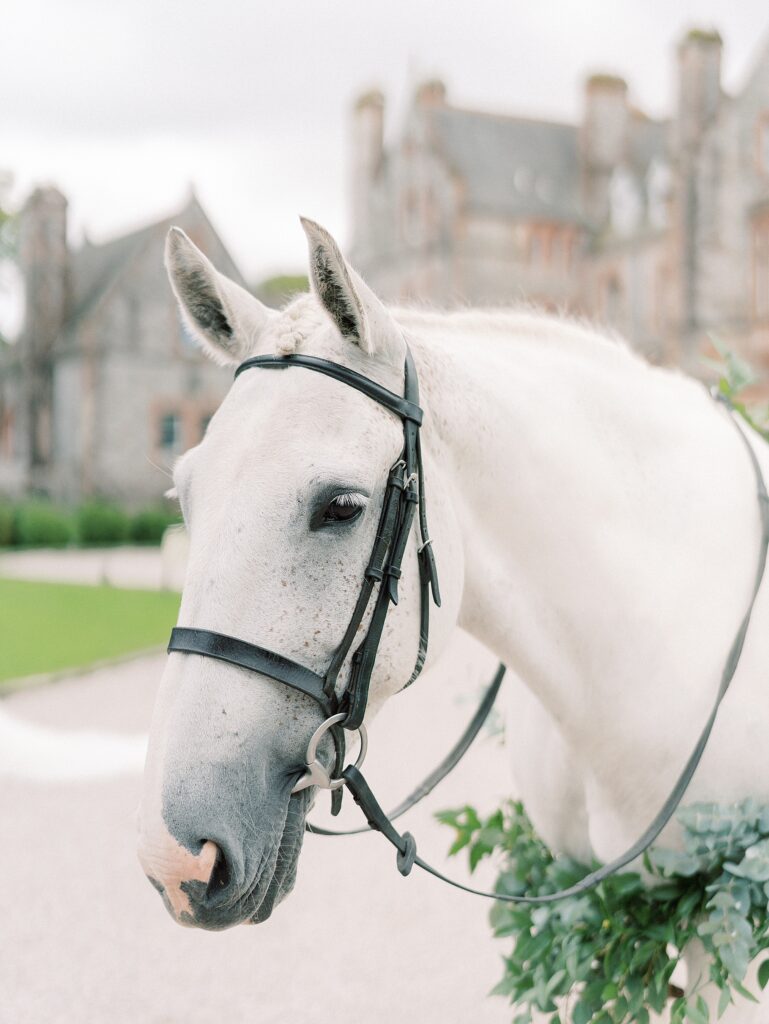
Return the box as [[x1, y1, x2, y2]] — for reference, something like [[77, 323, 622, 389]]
[[169, 346, 442, 815], [168, 350, 769, 904]]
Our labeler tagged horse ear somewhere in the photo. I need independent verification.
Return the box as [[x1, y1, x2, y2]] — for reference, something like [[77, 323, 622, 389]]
[[164, 227, 270, 366], [300, 217, 404, 363]]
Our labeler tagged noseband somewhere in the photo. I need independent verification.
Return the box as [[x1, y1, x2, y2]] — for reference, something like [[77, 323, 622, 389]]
[[167, 352, 769, 905]]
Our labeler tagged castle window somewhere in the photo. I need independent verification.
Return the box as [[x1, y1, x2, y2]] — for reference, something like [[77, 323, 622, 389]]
[[550, 231, 561, 266], [401, 187, 420, 244], [758, 114, 769, 175], [0, 409, 14, 458], [565, 232, 576, 270], [159, 412, 181, 452], [603, 273, 624, 323], [754, 215, 769, 324], [654, 263, 671, 335], [529, 227, 543, 265]]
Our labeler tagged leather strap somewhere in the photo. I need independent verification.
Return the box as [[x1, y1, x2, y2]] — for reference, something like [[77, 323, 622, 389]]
[[307, 663, 506, 836], [168, 627, 336, 718], [328, 397, 769, 902], [235, 354, 424, 425]]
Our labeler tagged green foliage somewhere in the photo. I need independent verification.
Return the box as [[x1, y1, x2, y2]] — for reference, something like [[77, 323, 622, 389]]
[[254, 273, 309, 309], [438, 799, 769, 1023], [76, 501, 130, 545], [702, 337, 769, 442], [0, 502, 14, 545], [128, 505, 181, 544], [0, 500, 180, 548], [13, 501, 74, 547]]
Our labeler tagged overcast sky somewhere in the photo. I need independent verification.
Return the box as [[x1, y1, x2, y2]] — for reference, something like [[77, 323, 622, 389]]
[[2, 0, 768, 283]]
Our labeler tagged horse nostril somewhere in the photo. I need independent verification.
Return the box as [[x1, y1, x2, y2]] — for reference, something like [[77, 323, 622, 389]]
[[206, 844, 231, 896]]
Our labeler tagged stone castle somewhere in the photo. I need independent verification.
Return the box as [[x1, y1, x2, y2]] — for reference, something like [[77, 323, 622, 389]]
[[2, 25, 768, 506], [350, 28, 769, 383], [0, 191, 241, 504]]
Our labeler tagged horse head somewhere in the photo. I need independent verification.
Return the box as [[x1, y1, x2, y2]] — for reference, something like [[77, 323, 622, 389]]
[[137, 219, 463, 928]]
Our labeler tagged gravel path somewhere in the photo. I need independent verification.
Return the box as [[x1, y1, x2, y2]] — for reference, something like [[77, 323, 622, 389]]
[[0, 546, 176, 591], [0, 632, 513, 1024]]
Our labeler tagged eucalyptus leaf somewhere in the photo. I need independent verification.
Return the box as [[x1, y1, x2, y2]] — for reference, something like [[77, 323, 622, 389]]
[[726, 839, 769, 882], [438, 797, 769, 1023], [717, 986, 731, 1018]]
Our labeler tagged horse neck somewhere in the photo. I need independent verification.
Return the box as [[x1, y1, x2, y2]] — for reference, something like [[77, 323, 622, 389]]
[[406, 311, 764, 749]]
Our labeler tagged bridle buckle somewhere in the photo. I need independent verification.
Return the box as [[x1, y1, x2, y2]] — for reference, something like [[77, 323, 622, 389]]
[[291, 712, 368, 794]]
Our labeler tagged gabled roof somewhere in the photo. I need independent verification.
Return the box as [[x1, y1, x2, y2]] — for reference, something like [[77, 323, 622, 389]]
[[428, 105, 583, 223], [70, 219, 158, 324], [67, 192, 244, 328]]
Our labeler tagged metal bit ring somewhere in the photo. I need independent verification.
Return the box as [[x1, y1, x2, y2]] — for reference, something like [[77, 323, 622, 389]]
[[291, 712, 368, 794]]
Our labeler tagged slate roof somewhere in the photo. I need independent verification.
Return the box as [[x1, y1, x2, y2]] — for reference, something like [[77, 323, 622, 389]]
[[627, 112, 669, 174], [429, 106, 583, 223], [424, 104, 669, 226], [66, 193, 242, 328], [69, 219, 160, 325]]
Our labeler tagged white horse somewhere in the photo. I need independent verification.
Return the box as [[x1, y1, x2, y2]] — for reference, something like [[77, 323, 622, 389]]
[[138, 219, 769, 1020]]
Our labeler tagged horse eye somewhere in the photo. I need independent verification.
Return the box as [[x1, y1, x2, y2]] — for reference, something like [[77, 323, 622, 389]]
[[321, 494, 365, 526]]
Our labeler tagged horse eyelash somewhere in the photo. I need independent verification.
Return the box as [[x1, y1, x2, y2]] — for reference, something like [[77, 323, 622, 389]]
[[332, 492, 367, 508]]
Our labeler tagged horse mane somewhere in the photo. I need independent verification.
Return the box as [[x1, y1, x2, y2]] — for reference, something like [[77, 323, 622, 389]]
[[392, 302, 647, 368], [274, 290, 670, 387]]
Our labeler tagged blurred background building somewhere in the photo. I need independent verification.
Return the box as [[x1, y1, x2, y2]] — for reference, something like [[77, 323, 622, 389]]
[[0, 191, 242, 503], [350, 28, 769, 377], [1, 24, 768, 505]]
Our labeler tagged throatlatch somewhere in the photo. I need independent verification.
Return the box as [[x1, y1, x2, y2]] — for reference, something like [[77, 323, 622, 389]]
[[168, 351, 769, 906]]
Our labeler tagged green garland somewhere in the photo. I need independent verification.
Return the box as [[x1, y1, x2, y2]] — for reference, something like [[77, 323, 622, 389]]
[[438, 799, 769, 1024]]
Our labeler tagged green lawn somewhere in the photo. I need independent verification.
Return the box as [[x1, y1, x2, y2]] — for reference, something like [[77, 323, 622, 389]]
[[0, 578, 180, 683]]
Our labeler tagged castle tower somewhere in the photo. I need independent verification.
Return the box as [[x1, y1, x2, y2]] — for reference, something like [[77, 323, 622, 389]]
[[673, 29, 723, 350], [675, 28, 722, 152], [350, 89, 385, 262], [580, 74, 629, 229], [18, 186, 69, 482]]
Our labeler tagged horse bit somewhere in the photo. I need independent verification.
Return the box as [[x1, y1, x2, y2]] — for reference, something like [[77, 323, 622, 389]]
[[168, 349, 769, 905]]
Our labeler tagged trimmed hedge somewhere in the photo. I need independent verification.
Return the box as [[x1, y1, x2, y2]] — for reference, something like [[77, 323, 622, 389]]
[[0, 504, 14, 546], [129, 506, 180, 543], [0, 500, 181, 548], [14, 501, 74, 548], [76, 502, 130, 545]]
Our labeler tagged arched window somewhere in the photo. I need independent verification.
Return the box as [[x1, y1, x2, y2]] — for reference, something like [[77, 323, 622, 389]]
[[604, 273, 624, 323], [158, 411, 182, 454], [529, 227, 543, 265], [0, 408, 14, 458], [757, 113, 769, 175], [754, 213, 769, 324]]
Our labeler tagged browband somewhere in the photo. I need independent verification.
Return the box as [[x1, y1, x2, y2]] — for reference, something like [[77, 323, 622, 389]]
[[235, 354, 424, 425]]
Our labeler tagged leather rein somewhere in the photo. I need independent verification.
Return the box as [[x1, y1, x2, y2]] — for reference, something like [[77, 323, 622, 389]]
[[168, 352, 769, 904]]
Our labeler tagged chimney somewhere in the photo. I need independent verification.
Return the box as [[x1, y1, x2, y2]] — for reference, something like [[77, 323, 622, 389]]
[[581, 74, 629, 227], [350, 89, 385, 254], [414, 79, 447, 109], [676, 28, 723, 151], [18, 186, 69, 472], [19, 186, 69, 353]]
